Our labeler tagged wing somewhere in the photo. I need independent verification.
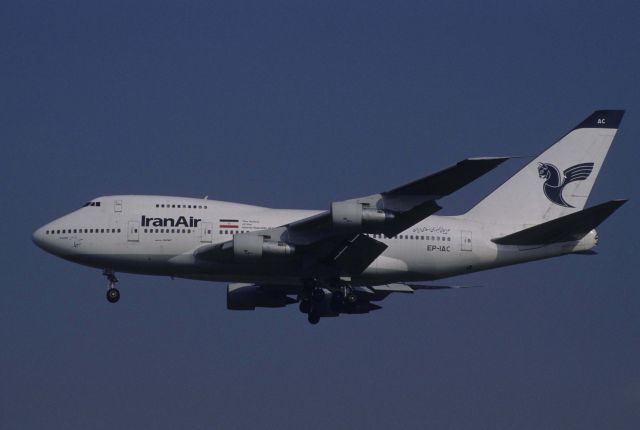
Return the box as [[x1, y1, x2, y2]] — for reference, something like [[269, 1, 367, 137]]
[[196, 157, 508, 277], [563, 162, 594, 185], [287, 156, 510, 241]]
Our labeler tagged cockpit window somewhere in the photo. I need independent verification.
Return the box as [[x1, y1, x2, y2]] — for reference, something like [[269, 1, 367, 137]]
[[83, 201, 102, 207]]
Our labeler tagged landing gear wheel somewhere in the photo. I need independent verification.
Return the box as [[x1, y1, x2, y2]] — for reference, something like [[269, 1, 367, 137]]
[[106, 288, 120, 303], [308, 312, 320, 325], [312, 288, 325, 303], [299, 300, 311, 314], [346, 292, 357, 304]]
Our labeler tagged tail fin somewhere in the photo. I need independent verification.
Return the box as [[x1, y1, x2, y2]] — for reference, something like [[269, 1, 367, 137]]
[[463, 110, 625, 226]]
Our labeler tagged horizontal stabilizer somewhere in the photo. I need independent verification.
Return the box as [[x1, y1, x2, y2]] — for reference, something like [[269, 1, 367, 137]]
[[492, 199, 627, 245]]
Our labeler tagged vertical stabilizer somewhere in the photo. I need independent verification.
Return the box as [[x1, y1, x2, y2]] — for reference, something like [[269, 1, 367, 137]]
[[463, 110, 624, 226]]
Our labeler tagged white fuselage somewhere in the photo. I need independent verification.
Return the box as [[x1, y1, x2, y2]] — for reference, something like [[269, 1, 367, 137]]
[[33, 195, 597, 287]]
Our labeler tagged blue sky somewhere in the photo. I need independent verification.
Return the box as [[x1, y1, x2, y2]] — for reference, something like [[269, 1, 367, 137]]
[[2, 1, 639, 428]]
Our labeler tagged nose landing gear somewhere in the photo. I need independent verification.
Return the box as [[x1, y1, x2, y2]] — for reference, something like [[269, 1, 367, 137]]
[[103, 270, 120, 303]]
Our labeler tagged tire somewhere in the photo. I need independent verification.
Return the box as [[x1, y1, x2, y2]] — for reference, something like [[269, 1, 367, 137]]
[[346, 292, 357, 304], [311, 288, 325, 303], [308, 312, 320, 325], [106, 288, 120, 303], [299, 300, 311, 314]]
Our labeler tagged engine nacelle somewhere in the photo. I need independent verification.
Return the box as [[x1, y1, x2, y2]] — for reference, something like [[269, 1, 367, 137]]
[[233, 235, 295, 261], [331, 201, 394, 230], [227, 283, 295, 310]]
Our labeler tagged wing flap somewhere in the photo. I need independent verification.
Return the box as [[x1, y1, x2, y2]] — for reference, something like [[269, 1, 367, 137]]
[[381, 200, 441, 237], [383, 283, 482, 291], [332, 234, 388, 275]]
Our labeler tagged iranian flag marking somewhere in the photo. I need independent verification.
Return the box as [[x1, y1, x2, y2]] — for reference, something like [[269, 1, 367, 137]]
[[219, 219, 239, 229]]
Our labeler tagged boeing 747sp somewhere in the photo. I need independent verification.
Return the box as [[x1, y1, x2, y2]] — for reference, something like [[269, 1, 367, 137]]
[[33, 111, 627, 324]]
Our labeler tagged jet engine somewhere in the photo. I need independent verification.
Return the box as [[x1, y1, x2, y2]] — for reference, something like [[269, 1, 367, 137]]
[[227, 283, 296, 310], [232, 235, 295, 261], [331, 201, 394, 230]]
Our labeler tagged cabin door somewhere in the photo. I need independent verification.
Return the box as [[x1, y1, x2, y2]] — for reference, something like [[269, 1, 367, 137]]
[[461, 230, 472, 251], [200, 222, 213, 243], [127, 221, 140, 242]]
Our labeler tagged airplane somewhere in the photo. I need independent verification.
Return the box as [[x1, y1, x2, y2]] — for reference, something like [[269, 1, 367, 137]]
[[33, 110, 627, 324]]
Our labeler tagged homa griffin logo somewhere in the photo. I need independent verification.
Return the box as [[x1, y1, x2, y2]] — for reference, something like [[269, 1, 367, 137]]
[[141, 215, 202, 228], [537, 162, 594, 208]]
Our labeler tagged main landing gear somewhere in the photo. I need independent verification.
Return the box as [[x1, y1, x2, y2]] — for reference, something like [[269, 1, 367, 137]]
[[299, 289, 322, 325], [299, 280, 358, 325], [103, 270, 120, 303]]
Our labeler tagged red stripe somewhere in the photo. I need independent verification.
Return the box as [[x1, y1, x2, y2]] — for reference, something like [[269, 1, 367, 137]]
[[219, 224, 238, 228]]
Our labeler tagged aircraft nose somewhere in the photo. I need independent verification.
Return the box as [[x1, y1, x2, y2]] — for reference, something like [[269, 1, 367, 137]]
[[32, 225, 47, 250]]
